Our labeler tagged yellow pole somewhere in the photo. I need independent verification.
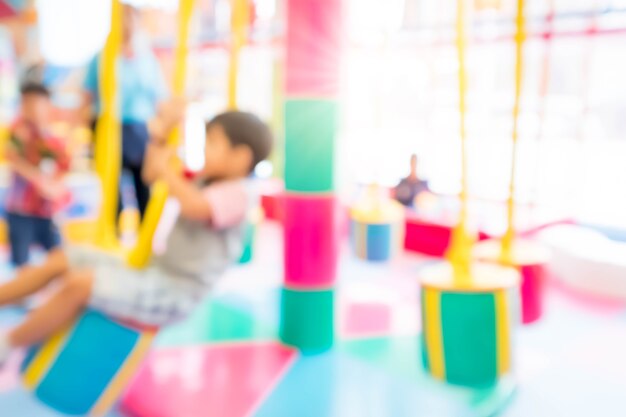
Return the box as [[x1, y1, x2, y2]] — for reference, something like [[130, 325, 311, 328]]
[[94, 0, 123, 250], [227, 0, 249, 109], [446, 0, 473, 284], [127, 0, 195, 268], [269, 56, 284, 177], [500, 0, 525, 264]]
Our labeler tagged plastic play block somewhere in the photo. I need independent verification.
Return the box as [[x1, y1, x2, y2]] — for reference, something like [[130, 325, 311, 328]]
[[284, 99, 338, 193], [474, 239, 551, 324], [21, 310, 154, 416], [283, 193, 339, 288], [280, 287, 335, 354], [351, 221, 403, 262]]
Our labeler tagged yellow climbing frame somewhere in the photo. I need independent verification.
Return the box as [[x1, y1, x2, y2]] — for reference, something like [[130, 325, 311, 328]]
[[500, 0, 526, 264], [228, 0, 249, 109], [446, 0, 473, 285], [127, 0, 195, 268], [94, 0, 123, 250]]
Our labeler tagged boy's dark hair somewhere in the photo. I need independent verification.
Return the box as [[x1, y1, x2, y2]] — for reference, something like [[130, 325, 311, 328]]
[[20, 82, 51, 98], [207, 111, 273, 173]]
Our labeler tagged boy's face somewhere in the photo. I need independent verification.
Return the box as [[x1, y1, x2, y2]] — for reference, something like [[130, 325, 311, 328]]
[[20, 93, 51, 127], [202, 124, 249, 178]]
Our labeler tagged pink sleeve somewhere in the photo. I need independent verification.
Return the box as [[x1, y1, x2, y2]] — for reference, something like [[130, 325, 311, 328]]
[[203, 181, 249, 229]]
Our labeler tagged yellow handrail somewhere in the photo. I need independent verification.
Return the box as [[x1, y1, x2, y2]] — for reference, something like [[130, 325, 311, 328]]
[[94, 0, 122, 250], [126, 0, 195, 268], [227, 0, 249, 109], [500, 0, 526, 264], [446, 0, 473, 285]]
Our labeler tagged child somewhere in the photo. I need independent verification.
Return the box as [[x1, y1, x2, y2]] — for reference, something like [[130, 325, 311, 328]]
[[5, 82, 70, 267], [0, 106, 273, 364]]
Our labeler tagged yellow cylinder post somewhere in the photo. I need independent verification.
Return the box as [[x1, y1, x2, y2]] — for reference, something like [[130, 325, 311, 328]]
[[445, 0, 473, 284], [227, 0, 249, 109], [94, 0, 123, 250], [269, 56, 284, 178], [500, 0, 525, 264], [126, 0, 195, 268]]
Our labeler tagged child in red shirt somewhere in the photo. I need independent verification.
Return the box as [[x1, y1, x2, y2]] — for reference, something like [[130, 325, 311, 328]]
[[5, 83, 70, 267]]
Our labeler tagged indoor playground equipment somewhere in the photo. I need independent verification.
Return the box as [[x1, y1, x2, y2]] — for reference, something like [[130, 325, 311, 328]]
[[472, 0, 551, 325], [279, 0, 342, 353], [419, 0, 520, 388], [539, 224, 626, 300], [350, 184, 404, 262], [20, 311, 155, 416], [473, 239, 550, 324], [4, 1, 626, 417], [19, 0, 195, 415]]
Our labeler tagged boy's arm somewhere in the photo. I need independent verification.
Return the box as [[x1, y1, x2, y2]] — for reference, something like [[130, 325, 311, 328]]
[[143, 141, 213, 221], [143, 97, 187, 184], [163, 170, 251, 228], [45, 138, 71, 178], [162, 170, 213, 221], [6, 154, 42, 184], [5, 137, 42, 184]]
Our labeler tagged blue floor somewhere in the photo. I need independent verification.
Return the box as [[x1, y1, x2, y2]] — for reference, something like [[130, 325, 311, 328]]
[[0, 224, 625, 416]]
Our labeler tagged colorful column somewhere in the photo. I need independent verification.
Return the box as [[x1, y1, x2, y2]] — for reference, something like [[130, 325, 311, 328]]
[[279, 0, 343, 354]]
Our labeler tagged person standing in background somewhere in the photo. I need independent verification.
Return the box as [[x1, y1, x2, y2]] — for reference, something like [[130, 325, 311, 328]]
[[393, 154, 429, 208], [82, 4, 168, 223]]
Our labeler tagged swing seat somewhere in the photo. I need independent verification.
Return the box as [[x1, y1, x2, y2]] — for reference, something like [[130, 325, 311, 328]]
[[21, 310, 156, 416], [350, 200, 405, 262]]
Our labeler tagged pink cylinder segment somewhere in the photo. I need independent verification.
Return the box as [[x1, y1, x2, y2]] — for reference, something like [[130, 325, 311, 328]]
[[520, 263, 547, 324], [283, 193, 339, 289], [286, 0, 342, 97]]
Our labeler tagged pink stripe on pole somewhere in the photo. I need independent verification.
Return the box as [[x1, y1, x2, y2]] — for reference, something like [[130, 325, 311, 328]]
[[286, 0, 342, 97], [283, 193, 339, 288]]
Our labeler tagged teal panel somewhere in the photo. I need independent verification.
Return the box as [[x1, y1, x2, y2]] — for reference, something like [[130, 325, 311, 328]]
[[280, 287, 334, 354], [284, 99, 338, 193], [440, 292, 498, 387]]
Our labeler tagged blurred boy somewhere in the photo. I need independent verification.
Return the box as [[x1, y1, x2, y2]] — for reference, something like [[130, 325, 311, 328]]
[[5, 83, 70, 267], [0, 105, 272, 364]]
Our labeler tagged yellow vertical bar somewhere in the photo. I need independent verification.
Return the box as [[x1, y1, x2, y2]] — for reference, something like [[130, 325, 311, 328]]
[[23, 326, 74, 389], [127, 0, 195, 268], [423, 287, 445, 380], [269, 56, 284, 177], [94, 0, 123, 250], [446, 0, 473, 284], [501, 0, 526, 263], [228, 0, 249, 109], [495, 289, 511, 375]]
